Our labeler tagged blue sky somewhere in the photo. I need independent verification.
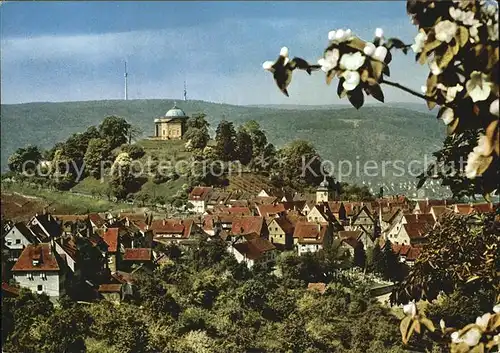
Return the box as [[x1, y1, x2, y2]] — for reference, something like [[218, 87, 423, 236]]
[[1, 1, 428, 105]]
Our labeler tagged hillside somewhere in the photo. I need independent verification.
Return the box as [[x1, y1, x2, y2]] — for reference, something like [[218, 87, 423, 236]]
[[1, 99, 444, 184]]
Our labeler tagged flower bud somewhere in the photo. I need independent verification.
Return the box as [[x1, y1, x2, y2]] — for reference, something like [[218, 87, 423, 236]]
[[373, 46, 388, 61], [363, 42, 376, 56], [375, 27, 384, 38], [280, 47, 289, 58]]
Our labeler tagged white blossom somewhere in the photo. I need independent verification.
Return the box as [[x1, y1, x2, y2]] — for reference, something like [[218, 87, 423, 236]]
[[331, 28, 353, 43], [280, 47, 289, 58], [262, 61, 274, 71], [375, 27, 384, 38], [339, 52, 366, 71], [487, 19, 499, 41], [342, 70, 361, 91], [403, 301, 417, 318], [494, 304, 500, 314], [318, 49, 340, 72], [411, 31, 428, 53], [462, 328, 482, 347], [363, 42, 376, 56], [441, 108, 455, 125], [440, 319, 446, 331], [466, 71, 492, 102], [475, 313, 491, 330], [465, 134, 491, 178], [451, 331, 463, 344], [445, 84, 464, 102], [435, 20, 458, 43], [474, 134, 490, 156], [490, 99, 499, 116], [373, 46, 388, 62], [450, 7, 477, 26]]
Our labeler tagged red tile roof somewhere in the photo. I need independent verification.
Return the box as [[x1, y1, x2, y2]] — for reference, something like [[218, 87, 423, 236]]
[[123, 248, 152, 261], [212, 206, 252, 216], [392, 244, 422, 261], [403, 223, 431, 239], [1, 282, 20, 296], [188, 186, 213, 201], [102, 228, 119, 253], [98, 284, 123, 293], [150, 219, 194, 238], [256, 203, 286, 217], [293, 222, 329, 244], [471, 203, 495, 214], [272, 217, 295, 235], [12, 244, 60, 272], [231, 216, 264, 235], [88, 213, 106, 228], [404, 213, 436, 227], [232, 237, 276, 260], [338, 230, 363, 248]]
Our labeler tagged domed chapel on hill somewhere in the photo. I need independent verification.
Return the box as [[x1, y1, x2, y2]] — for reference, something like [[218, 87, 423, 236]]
[[152, 103, 189, 140]]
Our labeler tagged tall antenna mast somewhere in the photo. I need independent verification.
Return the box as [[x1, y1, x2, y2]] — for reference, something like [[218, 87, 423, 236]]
[[124, 61, 128, 101], [183, 80, 187, 101]]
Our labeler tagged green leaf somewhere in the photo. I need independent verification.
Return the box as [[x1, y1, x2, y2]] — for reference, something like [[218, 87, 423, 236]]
[[400, 316, 412, 344], [337, 78, 346, 98], [367, 84, 385, 103], [419, 317, 435, 332], [348, 88, 364, 109]]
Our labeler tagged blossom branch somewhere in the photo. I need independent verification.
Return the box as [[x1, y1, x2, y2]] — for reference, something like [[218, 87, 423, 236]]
[[380, 78, 440, 104]]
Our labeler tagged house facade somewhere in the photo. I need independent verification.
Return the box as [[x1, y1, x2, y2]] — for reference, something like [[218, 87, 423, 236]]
[[3, 222, 37, 261], [12, 243, 65, 299]]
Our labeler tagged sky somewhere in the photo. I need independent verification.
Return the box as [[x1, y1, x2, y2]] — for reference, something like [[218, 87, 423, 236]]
[[1, 1, 429, 105]]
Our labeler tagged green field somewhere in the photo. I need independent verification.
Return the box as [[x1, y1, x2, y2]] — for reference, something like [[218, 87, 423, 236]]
[[1, 181, 134, 214]]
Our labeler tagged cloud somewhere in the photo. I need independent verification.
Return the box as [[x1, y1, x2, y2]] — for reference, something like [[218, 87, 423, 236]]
[[1, 16, 428, 105]]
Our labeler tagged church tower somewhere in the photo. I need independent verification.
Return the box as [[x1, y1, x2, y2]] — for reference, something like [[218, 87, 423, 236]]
[[316, 176, 330, 204]]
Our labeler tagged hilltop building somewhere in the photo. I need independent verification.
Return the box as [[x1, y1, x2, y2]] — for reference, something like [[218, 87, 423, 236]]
[[152, 103, 189, 140]]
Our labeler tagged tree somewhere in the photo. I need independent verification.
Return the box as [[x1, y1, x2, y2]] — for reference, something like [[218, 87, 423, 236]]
[[109, 152, 135, 200], [242, 120, 268, 159], [120, 144, 145, 160], [392, 212, 498, 305], [236, 127, 253, 165], [84, 138, 112, 179], [186, 128, 209, 150], [214, 120, 237, 161], [263, 0, 499, 198], [353, 241, 367, 269], [99, 116, 131, 150], [8, 145, 42, 173], [278, 140, 323, 188]]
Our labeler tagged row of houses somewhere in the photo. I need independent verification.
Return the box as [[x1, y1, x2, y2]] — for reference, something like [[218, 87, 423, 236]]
[[2, 184, 496, 301]]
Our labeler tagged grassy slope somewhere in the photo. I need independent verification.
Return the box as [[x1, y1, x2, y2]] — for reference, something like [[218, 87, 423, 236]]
[[1, 99, 443, 184]]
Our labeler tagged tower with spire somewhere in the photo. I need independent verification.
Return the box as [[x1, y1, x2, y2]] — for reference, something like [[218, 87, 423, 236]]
[[124, 61, 128, 101], [316, 176, 330, 204]]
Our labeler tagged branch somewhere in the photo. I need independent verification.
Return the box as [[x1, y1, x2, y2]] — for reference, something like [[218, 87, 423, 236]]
[[380, 78, 439, 104]]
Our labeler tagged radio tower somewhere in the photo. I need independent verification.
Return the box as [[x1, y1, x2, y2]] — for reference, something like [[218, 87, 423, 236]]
[[183, 80, 187, 101], [124, 61, 128, 101]]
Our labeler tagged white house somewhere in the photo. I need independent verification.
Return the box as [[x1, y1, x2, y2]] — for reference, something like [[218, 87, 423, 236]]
[[293, 222, 331, 256], [188, 186, 213, 214], [3, 222, 37, 261], [228, 237, 276, 269], [11, 243, 65, 300]]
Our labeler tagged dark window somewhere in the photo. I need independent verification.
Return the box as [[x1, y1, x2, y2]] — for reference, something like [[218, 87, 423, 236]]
[[37, 285, 43, 291], [15, 239, 21, 244]]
